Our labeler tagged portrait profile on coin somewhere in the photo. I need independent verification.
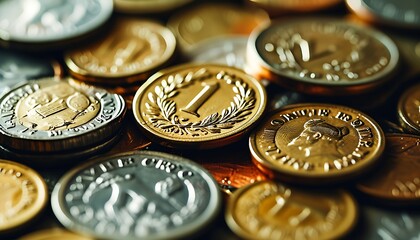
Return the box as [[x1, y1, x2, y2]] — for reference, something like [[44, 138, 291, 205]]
[[286, 119, 349, 160], [16, 82, 100, 131]]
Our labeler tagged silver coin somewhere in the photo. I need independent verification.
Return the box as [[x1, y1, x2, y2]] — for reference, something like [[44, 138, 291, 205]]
[[0, 0, 113, 43], [189, 36, 248, 70], [51, 150, 222, 240], [0, 77, 126, 153]]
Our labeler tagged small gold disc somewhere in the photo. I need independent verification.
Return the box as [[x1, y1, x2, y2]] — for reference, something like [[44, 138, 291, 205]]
[[249, 103, 385, 184], [19, 228, 93, 240], [0, 160, 48, 234], [132, 64, 267, 149], [225, 180, 358, 239], [397, 83, 420, 134]]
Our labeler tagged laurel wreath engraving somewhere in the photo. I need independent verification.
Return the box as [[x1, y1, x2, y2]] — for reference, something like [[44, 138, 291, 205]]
[[145, 68, 256, 136]]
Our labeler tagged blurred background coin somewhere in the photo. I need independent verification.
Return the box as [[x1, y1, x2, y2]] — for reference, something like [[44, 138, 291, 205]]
[[132, 64, 267, 149], [247, 18, 399, 95], [19, 228, 93, 240], [246, 0, 342, 16], [250, 103, 385, 184], [225, 180, 358, 239], [51, 150, 221, 240], [114, 0, 193, 14], [0, 160, 48, 235], [65, 17, 176, 85], [397, 83, 420, 134]]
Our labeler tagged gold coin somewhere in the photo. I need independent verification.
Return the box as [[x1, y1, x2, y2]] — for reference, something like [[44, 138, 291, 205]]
[[167, 3, 269, 53], [247, 17, 400, 95], [225, 180, 358, 239], [65, 17, 176, 85], [246, 0, 341, 15], [114, 0, 192, 14], [19, 228, 93, 240], [132, 64, 267, 149], [398, 83, 420, 134], [249, 103, 385, 184], [0, 160, 48, 234]]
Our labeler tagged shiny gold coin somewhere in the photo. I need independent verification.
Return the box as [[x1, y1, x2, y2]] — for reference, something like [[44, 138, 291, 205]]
[[249, 103, 385, 184], [246, 0, 341, 15], [0, 160, 48, 234], [132, 63, 267, 149], [19, 228, 93, 240], [167, 3, 269, 53], [225, 180, 358, 239], [66, 17, 176, 85], [247, 17, 399, 95], [398, 83, 420, 134], [114, 0, 192, 14]]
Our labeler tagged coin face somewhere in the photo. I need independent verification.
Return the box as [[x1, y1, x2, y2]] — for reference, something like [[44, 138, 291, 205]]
[[246, 0, 341, 13], [65, 18, 176, 84], [0, 77, 126, 153], [167, 3, 269, 52], [0, 160, 48, 233], [346, 0, 420, 29], [19, 228, 93, 240], [250, 103, 385, 184], [51, 150, 221, 240], [248, 18, 399, 95], [225, 181, 357, 239], [132, 64, 267, 149], [398, 83, 420, 134], [357, 134, 420, 204], [0, 0, 112, 44], [114, 0, 192, 14]]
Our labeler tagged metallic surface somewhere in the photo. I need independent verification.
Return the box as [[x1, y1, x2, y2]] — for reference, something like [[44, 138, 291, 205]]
[[357, 134, 420, 204], [247, 18, 399, 95], [0, 160, 48, 233], [66, 17, 176, 84], [51, 150, 221, 240], [0, 0, 113, 43], [249, 103, 385, 184], [19, 228, 93, 240], [0, 77, 126, 153], [397, 83, 420, 134], [114, 0, 192, 14], [247, 0, 341, 13], [132, 64, 267, 149], [225, 180, 358, 239]]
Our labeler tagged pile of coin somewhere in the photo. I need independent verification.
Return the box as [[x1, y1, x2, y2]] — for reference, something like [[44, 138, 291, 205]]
[[0, 0, 419, 239]]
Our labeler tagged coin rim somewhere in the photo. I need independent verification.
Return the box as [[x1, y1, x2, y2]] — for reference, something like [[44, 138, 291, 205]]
[[397, 83, 420, 134]]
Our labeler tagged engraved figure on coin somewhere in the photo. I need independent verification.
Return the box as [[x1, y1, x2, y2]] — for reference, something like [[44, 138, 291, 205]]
[[16, 82, 99, 131], [82, 172, 184, 235], [288, 119, 349, 160]]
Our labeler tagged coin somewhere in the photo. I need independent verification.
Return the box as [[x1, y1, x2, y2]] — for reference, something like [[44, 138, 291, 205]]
[[250, 103, 385, 184], [114, 0, 192, 14], [0, 160, 48, 234], [132, 64, 267, 149], [397, 83, 420, 134], [51, 150, 221, 240], [357, 134, 420, 205], [247, 18, 400, 95], [19, 228, 93, 240], [65, 17, 176, 85], [246, 0, 341, 15], [167, 3, 270, 53], [0, 49, 62, 95], [346, 0, 420, 29], [0, 77, 126, 153], [0, 0, 113, 44], [225, 180, 358, 239]]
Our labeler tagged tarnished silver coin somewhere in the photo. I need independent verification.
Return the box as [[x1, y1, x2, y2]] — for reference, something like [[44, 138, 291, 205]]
[[0, 0, 113, 44], [0, 49, 62, 94], [0, 77, 126, 153], [51, 150, 221, 240]]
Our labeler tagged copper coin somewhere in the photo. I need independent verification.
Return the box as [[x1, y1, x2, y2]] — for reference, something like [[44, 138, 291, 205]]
[[114, 0, 192, 14], [398, 83, 420, 134], [246, 0, 341, 15], [19, 228, 93, 240], [247, 17, 399, 95], [357, 134, 420, 205], [249, 103, 385, 184], [132, 63, 267, 149]]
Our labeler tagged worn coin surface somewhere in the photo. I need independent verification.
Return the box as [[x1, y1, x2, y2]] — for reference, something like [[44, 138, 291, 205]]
[[247, 18, 399, 95], [357, 134, 420, 205], [0, 0, 112, 44], [225, 180, 358, 239], [249, 103, 385, 184], [0, 77, 126, 153], [66, 17, 176, 85], [132, 64, 267, 149], [51, 150, 221, 240], [0, 160, 48, 233], [397, 83, 420, 134]]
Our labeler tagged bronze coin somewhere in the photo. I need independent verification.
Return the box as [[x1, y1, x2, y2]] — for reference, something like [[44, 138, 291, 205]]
[[398, 83, 420, 134]]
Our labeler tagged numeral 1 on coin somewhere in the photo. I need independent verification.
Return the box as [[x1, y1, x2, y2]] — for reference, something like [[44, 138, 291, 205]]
[[182, 82, 219, 117]]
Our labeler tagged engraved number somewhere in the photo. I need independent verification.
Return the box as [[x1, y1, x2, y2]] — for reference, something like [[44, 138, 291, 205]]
[[181, 82, 219, 117]]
